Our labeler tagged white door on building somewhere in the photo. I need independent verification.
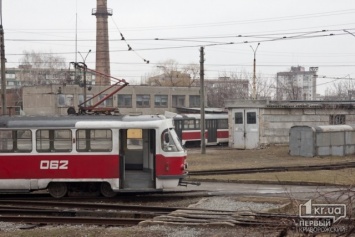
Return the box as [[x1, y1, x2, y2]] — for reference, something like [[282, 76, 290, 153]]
[[232, 109, 259, 149]]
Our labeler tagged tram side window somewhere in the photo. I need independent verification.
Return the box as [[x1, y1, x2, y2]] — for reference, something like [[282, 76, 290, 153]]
[[195, 120, 200, 129], [0, 130, 32, 153], [76, 129, 112, 152], [183, 119, 195, 129], [218, 119, 228, 129], [36, 129, 72, 152]]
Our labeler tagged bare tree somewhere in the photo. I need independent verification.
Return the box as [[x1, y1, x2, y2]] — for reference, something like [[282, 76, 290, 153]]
[[206, 71, 249, 107], [276, 75, 303, 100], [17, 50, 67, 86], [147, 59, 198, 87], [255, 73, 275, 100], [324, 79, 355, 100], [206, 70, 275, 107], [182, 63, 200, 87]]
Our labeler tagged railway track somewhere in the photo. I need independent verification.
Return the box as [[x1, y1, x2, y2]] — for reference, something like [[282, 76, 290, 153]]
[[0, 200, 179, 227], [0, 199, 180, 213], [189, 161, 355, 176], [0, 215, 144, 226], [0, 200, 352, 229], [0, 190, 210, 202]]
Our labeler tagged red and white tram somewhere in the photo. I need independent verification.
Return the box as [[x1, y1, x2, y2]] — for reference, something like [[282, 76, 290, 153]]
[[0, 115, 187, 198], [173, 114, 229, 146]]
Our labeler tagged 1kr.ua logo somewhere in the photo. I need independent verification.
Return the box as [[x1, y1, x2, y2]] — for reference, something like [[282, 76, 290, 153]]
[[299, 199, 346, 223]]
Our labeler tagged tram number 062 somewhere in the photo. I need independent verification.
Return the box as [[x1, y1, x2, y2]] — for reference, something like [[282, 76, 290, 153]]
[[40, 160, 69, 170]]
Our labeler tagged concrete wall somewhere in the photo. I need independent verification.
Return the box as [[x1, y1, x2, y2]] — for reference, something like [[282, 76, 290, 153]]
[[259, 108, 355, 145]]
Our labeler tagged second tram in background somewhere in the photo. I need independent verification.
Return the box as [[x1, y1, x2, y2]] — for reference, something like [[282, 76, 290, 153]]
[[172, 114, 229, 147]]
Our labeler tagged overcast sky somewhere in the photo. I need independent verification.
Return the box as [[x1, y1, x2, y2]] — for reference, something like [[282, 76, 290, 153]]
[[2, 0, 355, 94]]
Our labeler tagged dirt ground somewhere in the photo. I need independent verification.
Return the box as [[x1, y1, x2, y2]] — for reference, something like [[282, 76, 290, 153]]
[[187, 144, 355, 170], [186, 145, 355, 185]]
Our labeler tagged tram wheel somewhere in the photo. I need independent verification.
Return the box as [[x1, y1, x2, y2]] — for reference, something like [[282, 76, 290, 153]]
[[100, 182, 117, 198], [48, 182, 68, 198]]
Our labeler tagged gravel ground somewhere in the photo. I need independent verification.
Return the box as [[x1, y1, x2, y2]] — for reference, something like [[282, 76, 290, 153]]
[[188, 196, 280, 212], [0, 196, 290, 237]]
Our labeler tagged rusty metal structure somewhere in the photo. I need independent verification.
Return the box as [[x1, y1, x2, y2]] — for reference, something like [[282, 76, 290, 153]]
[[70, 62, 128, 115]]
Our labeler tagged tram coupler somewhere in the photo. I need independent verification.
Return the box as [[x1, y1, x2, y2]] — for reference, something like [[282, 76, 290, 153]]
[[179, 180, 201, 187]]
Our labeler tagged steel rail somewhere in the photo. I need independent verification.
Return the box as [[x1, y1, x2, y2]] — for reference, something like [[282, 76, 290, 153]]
[[189, 161, 355, 176], [0, 215, 144, 226], [0, 206, 162, 219], [0, 200, 235, 214], [0, 200, 177, 213]]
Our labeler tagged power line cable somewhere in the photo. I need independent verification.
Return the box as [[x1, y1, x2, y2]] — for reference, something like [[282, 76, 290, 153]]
[[109, 16, 149, 64]]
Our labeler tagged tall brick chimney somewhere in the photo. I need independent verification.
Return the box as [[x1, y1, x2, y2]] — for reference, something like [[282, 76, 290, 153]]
[[92, 0, 112, 86]]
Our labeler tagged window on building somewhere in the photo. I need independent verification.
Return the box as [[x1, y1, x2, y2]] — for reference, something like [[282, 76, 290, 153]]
[[247, 112, 256, 124], [78, 94, 93, 106], [172, 95, 185, 107], [136, 94, 150, 108], [235, 112, 243, 124], [330, 115, 346, 125], [0, 130, 32, 153], [76, 129, 112, 152], [189, 95, 200, 107], [57, 94, 74, 107], [118, 94, 132, 108], [36, 129, 72, 152], [98, 94, 114, 107], [6, 73, 15, 79], [155, 95, 168, 107]]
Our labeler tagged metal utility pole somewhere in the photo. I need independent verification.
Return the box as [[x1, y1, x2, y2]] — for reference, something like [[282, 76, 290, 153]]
[[200, 47, 206, 154], [75, 3, 78, 89], [250, 43, 260, 100], [0, 0, 6, 115]]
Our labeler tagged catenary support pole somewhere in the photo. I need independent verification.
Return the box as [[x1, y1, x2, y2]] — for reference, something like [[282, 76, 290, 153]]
[[0, 24, 6, 115], [200, 47, 206, 154]]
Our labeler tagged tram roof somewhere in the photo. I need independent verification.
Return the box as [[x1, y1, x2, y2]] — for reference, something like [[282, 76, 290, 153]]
[[173, 113, 228, 120], [0, 115, 167, 128]]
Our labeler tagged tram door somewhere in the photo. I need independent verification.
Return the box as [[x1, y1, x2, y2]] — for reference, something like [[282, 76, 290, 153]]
[[119, 129, 156, 189], [232, 109, 259, 149], [206, 119, 217, 144]]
